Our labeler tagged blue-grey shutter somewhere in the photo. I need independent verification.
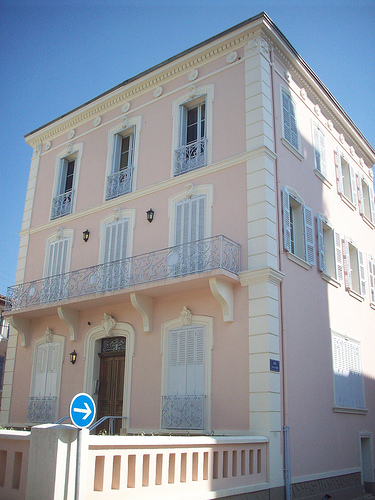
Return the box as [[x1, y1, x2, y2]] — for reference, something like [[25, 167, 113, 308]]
[[112, 134, 122, 173], [282, 188, 291, 252], [317, 214, 326, 272], [369, 185, 375, 223], [304, 206, 315, 265], [282, 90, 298, 150], [369, 256, 375, 304]]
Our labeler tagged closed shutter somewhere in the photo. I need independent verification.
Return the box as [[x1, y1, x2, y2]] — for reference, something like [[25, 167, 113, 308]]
[[334, 232, 344, 283], [175, 196, 205, 246], [47, 238, 68, 277], [282, 188, 291, 252], [317, 214, 326, 272], [168, 326, 205, 397], [313, 126, 326, 175], [32, 342, 60, 398], [282, 90, 298, 150], [104, 219, 128, 263], [304, 206, 315, 266]]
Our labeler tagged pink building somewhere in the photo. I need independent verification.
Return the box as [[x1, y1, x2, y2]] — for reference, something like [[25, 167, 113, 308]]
[[1, 12, 374, 500]]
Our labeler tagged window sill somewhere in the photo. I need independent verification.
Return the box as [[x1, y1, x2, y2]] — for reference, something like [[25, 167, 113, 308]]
[[321, 273, 341, 288], [333, 406, 368, 415], [286, 252, 311, 270], [340, 194, 356, 211], [348, 289, 365, 302], [281, 138, 304, 161], [314, 169, 332, 188], [362, 214, 375, 230]]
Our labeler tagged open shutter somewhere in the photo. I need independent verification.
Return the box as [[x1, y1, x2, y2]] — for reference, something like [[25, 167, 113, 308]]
[[282, 188, 291, 252], [334, 232, 344, 283], [358, 250, 366, 297], [369, 257, 375, 304], [349, 164, 357, 206], [334, 150, 343, 194], [357, 174, 364, 215], [313, 126, 326, 175], [369, 185, 375, 223], [317, 214, 326, 272], [343, 238, 352, 290], [179, 105, 188, 147], [112, 134, 122, 173], [304, 206, 315, 265]]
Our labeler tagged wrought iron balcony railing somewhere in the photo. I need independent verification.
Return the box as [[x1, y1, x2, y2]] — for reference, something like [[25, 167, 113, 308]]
[[27, 396, 57, 423], [106, 166, 134, 200], [51, 190, 73, 219], [174, 138, 207, 176], [161, 395, 205, 430], [6, 235, 240, 311]]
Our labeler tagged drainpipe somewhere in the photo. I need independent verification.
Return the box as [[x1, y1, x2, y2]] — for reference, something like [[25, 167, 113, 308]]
[[269, 44, 292, 499]]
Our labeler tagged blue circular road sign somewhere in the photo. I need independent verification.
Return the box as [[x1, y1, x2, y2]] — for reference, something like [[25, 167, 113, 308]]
[[70, 393, 96, 429]]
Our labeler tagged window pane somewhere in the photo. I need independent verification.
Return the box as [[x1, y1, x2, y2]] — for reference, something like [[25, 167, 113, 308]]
[[64, 161, 75, 192], [120, 136, 130, 170]]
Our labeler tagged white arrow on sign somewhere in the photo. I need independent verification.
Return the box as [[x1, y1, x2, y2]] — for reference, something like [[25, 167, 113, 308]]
[[73, 402, 92, 420]]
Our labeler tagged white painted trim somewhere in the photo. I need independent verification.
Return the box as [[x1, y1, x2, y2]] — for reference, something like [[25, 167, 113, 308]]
[[161, 314, 213, 432], [83, 321, 135, 428], [171, 84, 214, 176], [104, 116, 142, 200]]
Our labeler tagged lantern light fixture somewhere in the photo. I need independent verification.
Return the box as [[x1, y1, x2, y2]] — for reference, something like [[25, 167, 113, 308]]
[[70, 350, 77, 365], [83, 229, 90, 242], [146, 208, 154, 223]]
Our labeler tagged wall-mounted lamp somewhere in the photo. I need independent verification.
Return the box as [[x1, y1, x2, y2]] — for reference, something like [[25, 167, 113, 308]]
[[83, 229, 90, 242], [70, 350, 77, 364], [146, 208, 154, 223]]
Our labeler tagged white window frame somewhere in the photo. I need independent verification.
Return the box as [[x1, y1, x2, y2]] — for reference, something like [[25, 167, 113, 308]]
[[171, 84, 214, 177], [317, 214, 343, 286], [280, 87, 302, 158], [282, 187, 315, 268], [161, 313, 213, 432], [29, 332, 65, 423], [343, 236, 366, 299], [335, 148, 357, 209], [358, 173, 375, 226], [104, 116, 142, 201], [51, 143, 83, 219], [331, 331, 366, 413]]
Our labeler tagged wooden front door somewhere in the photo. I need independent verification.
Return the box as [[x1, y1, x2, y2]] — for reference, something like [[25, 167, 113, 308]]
[[97, 338, 125, 434]]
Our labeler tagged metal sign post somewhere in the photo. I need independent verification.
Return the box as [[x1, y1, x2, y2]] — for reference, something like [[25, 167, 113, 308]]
[[70, 393, 96, 500]]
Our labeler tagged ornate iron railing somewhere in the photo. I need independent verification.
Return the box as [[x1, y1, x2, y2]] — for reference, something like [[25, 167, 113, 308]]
[[161, 395, 205, 430], [27, 396, 57, 423], [106, 166, 134, 200], [51, 190, 73, 219], [6, 235, 240, 311], [174, 138, 207, 176]]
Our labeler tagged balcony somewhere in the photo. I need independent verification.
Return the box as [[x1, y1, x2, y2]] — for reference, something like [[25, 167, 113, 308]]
[[174, 138, 207, 176], [106, 166, 134, 200], [6, 236, 240, 313], [50, 190, 73, 219]]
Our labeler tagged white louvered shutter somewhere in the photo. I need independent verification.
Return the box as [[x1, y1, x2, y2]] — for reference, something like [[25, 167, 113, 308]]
[[334, 150, 344, 195], [317, 214, 326, 272], [369, 256, 375, 304], [357, 175, 364, 215], [343, 238, 352, 290], [32, 342, 60, 398], [369, 185, 375, 223], [349, 164, 357, 206], [112, 134, 122, 173], [104, 218, 128, 263], [179, 105, 188, 147], [304, 206, 315, 265], [358, 251, 366, 297], [282, 188, 291, 252], [47, 238, 68, 277], [186, 326, 205, 396], [282, 91, 298, 150], [334, 232, 344, 283], [313, 126, 326, 175]]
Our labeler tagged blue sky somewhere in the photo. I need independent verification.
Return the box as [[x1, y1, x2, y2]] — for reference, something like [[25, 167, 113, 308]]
[[0, 0, 374, 296]]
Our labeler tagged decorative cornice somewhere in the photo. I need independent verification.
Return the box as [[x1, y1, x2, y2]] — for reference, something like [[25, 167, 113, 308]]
[[239, 267, 284, 287]]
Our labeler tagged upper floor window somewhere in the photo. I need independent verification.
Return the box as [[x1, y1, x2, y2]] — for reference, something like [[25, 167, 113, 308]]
[[282, 187, 315, 267], [332, 332, 365, 411], [369, 255, 375, 306], [172, 85, 214, 177], [43, 229, 74, 303], [105, 117, 141, 201], [343, 237, 366, 298], [51, 143, 83, 220], [358, 174, 375, 225], [317, 214, 343, 284], [313, 123, 327, 177], [335, 149, 357, 208], [281, 88, 299, 153]]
